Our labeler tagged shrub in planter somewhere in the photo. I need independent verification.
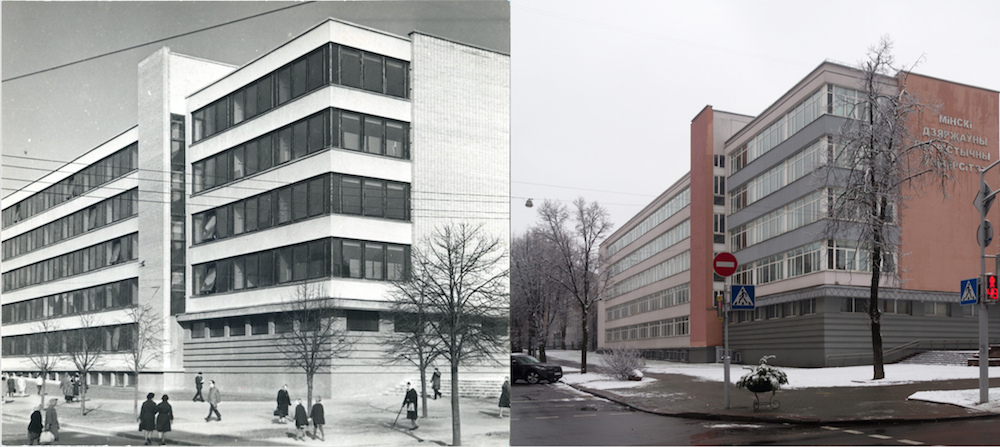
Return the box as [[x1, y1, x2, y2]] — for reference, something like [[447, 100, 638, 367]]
[[736, 355, 788, 392], [603, 345, 647, 381]]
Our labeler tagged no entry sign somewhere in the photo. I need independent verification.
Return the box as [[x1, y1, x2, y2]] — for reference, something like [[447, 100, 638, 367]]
[[713, 252, 738, 277]]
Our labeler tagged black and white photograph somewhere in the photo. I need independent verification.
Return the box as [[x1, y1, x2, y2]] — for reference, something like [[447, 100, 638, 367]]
[[2, 2, 509, 446]]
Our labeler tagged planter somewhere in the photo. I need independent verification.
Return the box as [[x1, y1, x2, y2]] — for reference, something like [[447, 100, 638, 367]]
[[746, 382, 773, 394]]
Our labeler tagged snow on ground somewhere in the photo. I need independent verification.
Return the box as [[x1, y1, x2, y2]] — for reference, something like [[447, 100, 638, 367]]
[[545, 349, 1000, 389]]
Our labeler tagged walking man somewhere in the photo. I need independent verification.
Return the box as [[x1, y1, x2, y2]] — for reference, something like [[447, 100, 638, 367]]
[[431, 368, 442, 400], [35, 374, 43, 395], [205, 380, 221, 422], [193, 372, 204, 402]]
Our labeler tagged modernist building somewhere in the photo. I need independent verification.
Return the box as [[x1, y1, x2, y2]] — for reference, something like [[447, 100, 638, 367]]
[[599, 61, 999, 367], [2, 18, 509, 396]]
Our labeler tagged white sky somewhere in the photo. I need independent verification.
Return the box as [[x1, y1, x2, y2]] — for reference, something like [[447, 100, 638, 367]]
[[510, 0, 1000, 237]]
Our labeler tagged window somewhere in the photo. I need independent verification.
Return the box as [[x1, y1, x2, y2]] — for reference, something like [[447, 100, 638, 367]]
[[228, 319, 246, 336], [346, 310, 379, 332], [343, 241, 363, 278], [308, 177, 327, 217], [251, 316, 269, 335], [363, 53, 383, 93], [342, 177, 362, 215], [342, 113, 361, 151], [364, 180, 384, 217], [386, 122, 406, 158], [387, 246, 406, 280], [364, 117, 383, 155], [209, 320, 225, 338], [340, 48, 362, 88], [274, 316, 293, 334], [308, 240, 327, 279], [365, 243, 384, 280], [191, 322, 206, 339], [385, 59, 406, 98], [924, 301, 951, 317], [292, 183, 308, 221]]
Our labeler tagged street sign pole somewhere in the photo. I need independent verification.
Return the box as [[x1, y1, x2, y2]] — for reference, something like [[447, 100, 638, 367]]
[[724, 277, 730, 409], [977, 160, 1000, 404]]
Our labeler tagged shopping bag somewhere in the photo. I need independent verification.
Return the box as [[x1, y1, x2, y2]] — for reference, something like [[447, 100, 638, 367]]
[[40, 431, 55, 444]]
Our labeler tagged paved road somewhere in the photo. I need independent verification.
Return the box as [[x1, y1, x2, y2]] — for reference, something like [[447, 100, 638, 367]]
[[2, 420, 138, 446], [510, 381, 1000, 445]]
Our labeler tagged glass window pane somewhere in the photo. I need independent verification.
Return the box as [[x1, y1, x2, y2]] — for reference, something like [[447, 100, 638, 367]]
[[342, 113, 361, 151], [343, 241, 362, 278], [233, 201, 245, 235], [259, 136, 274, 171], [204, 157, 216, 189], [251, 315, 268, 335], [245, 141, 259, 175], [385, 59, 406, 98], [386, 183, 406, 220], [307, 177, 326, 217], [293, 121, 308, 159], [364, 180, 384, 217], [229, 318, 246, 336], [364, 117, 383, 155], [278, 247, 293, 283], [233, 146, 245, 179], [258, 193, 272, 229], [233, 90, 245, 124], [308, 240, 326, 279], [291, 59, 307, 98], [293, 244, 308, 281], [259, 251, 274, 287], [363, 53, 383, 93], [365, 242, 384, 280], [292, 183, 308, 221], [233, 256, 245, 290], [245, 253, 258, 289], [257, 76, 272, 113], [278, 128, 292, 164], [277, 67, 291, 105], [307, 49, 324, 91], [245, 197, 258, 232], [386, 122, 405, 158], [308, 114, 324, 153], [246, 84, 258, 118], [277, 188, 292, 224], [387, 246, 405, 280], [342, 177, 362, 215], [216, 205, 229, 239], [341, 48, 361, 88]]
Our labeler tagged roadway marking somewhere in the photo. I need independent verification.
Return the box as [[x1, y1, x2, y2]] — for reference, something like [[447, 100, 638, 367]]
[[820, 426, 840, 430], [535, 416, 559, 420], [609, 412, 632, 416], [870, 434, 892, 440], [573, 414, 596, 418], [898, 440, 924, 446], [844, 430, 864, 435]]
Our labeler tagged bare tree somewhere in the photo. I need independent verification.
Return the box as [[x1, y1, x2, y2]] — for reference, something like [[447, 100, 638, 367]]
[[402, 223, 509, 446], [66, 314, 105, 415], [384, 279, 443, 418], [536, 198, 613, 373], [26, 319, 63, 408], [120, 304, 164, 417], [512, 231, 564, 362], [824, 36, 956, 380], [276, 282, 354, 409]]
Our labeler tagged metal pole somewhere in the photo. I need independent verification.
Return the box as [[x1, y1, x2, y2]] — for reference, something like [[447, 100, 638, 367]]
[[981, 168, 990, 405], [724, 282, 730, 409]]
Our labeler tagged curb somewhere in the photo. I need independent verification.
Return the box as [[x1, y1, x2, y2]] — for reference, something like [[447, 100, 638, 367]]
[[566, 383, 1000, 426]]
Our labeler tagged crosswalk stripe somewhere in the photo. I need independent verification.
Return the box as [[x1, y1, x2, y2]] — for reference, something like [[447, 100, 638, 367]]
[[870, 434, 893, 440], [898, 440, 924, 445]]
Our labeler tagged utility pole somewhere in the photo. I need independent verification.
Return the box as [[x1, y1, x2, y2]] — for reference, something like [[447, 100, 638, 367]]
[[975, 159, 1000, 404]]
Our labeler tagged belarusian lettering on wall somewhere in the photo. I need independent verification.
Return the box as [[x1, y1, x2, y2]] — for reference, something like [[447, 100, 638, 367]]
[[924, 112, 992, 173]]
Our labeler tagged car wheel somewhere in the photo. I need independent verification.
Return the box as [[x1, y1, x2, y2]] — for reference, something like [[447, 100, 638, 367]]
[[527, 371, 540, 384]]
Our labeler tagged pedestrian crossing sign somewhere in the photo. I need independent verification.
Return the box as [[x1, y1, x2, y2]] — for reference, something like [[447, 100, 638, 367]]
[[961, 278, 979, 305], [731, 285, 755, 310]]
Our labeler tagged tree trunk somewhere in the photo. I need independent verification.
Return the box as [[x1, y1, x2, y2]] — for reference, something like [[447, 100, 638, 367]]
[[80, 372, 87, 416], [420, 366, 428, 419], [134, 374, 139, 417], [580, 308, 589, 374], [870, 215, 886, 380], [539, 344, 547, 363], [39, 377, 46, 410], [306, 373, 314, 410], [450, 359, 462, 446]]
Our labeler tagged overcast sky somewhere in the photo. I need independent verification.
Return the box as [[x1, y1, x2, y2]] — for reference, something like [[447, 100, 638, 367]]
[[510, 0, 1000, 238], [1, 0, 508, 198]]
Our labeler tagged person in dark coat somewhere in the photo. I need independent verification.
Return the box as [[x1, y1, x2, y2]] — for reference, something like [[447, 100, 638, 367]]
[[498, 376, 511, 418], [138, 392, 158, 445], [193, 372, 204, 402], [28, 407, 43, 445], [44, 398, 60, 442], [431, 368, 442, 400], [293, 398, 309, 441], [60, 376, 73, 403], [155, 395, 173, 445], [5, 372, 14, 398], [403, 382, 419, 430], [310, 396, 325, 441], [276, 384, 291, 423]]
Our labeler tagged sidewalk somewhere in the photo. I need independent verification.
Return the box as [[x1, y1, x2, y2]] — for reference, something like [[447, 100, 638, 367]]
[[545, 354, 1000, 425], [1, 388, 509, 446]]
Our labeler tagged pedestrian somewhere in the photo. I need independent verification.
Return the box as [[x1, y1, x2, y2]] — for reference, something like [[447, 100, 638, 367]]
[[498, 376, 511, 418], [155, 394, 173, 445], [35, 373, 44, 395], [28, 406, 43, 445], [71, 375, 80, 401], [310, 396, 325, 441], [193, 372, 204, 402], [431, 368, 442, 400], [276, 384, 291, 423], [293, 398, 309, 441], [403, 382, 419, 430], [7, 373, 15, 398], [205, 380, 221, 422], [17, 373, 27, 397], [138, 392, 158, 445], [60, 375, 73, 403], [44, 398, 59, 442]]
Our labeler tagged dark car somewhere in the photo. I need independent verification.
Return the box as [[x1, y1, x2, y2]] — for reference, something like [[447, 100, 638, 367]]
[[511, 353, 563, 384]]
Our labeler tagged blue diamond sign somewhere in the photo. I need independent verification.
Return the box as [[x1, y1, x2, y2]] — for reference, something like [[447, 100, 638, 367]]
[[961, 278, 979, 305], [731, 285, 755, 310]]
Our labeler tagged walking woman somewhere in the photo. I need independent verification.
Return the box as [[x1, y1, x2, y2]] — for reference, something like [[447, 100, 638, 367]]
[[60, 376, 73, 403], [27, 406, 43, 445], [44, 398, 60, 442], [310, 397, 325, 441], [403, 382, 419, 430], [155, 394, 173, 445], [498, 376, 511, 418], [276, 384, 291, 423], [138, 392, 158, 445]]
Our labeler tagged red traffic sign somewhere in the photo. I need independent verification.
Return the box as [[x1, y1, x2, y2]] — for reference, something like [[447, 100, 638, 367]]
[[713, 252, 738, 277]]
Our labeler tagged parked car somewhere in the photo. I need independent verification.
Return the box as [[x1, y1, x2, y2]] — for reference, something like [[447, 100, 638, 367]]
[[511, 353, 563, 384]]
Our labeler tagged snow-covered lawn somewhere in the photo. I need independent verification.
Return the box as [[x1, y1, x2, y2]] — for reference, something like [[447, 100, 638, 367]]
[[544, 349, 1000, 412]]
